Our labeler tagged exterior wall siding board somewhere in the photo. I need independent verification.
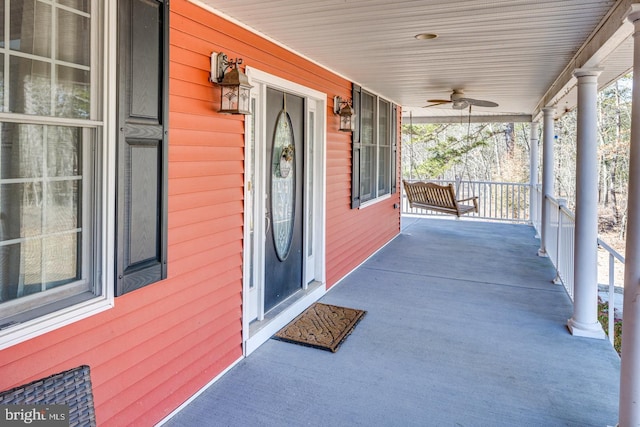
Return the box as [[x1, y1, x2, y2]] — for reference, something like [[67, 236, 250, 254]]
[[170, 161, 244, 179], [169, 111, 244, 133], [133, 334, 242, 424], [170, 97, 219, 116], [142, 344, 237, 425], [169, 174, 243, 196], [170, 79, 214, 101], [326, 167, 352, 181], [170, 189, 243, 211], [169, 249, 243, 278], [3, 274, 240, 395], [169, 45, 207, 70], [169, 145, 244, 162], [94, 294, 241, 400], [327, 179, 353, 196], [169, 216, 242, 245], [170, 60, 206, 81], [169, 129, 245, 148], [102, 318, 242, 425], [170, 228, 243, 261], [168, 201, 243, 227], [0, 1, 400, 425]]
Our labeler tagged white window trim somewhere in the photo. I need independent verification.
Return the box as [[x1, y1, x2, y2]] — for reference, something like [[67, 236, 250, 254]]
[[0, 0, 116, 351], [359, 193, 391, 209]]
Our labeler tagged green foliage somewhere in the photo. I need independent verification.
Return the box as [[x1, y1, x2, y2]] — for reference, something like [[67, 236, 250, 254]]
[[553, 73, 631, 232], [598, 299, 622, 355], [417, 136, 488, 178], [402, 121, 529, 182]]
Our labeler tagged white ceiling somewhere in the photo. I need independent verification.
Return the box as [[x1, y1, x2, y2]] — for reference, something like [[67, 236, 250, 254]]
[[195, 0, 637, 122]]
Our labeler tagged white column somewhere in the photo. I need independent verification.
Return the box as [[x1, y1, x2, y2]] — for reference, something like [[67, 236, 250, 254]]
[[538, 107, 555, 257], [567, 68, 605, 339], [529, 121, 540, 229], [620, 9, 640, 426]]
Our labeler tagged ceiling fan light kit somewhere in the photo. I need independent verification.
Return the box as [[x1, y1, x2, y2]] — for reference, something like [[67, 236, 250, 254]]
[[415, 33, 438, 40]]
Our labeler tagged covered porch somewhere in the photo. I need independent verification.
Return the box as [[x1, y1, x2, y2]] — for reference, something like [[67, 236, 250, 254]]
[[162, 217, 620, 426]]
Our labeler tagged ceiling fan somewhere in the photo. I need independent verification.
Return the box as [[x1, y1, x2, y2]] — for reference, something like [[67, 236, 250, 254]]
[[424, 89, 499, 110]]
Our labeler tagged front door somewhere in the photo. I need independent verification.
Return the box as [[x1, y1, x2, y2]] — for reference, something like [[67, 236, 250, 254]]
[[264, 88, 304, 312], [243, 67, 326, 353]]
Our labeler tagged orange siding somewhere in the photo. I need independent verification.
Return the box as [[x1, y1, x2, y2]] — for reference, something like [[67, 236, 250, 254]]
[[0, 1, 400, 425]]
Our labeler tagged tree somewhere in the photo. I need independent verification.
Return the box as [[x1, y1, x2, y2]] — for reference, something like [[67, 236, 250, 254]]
[[597, 75, 631, 235], [402, 120, 530, 183]]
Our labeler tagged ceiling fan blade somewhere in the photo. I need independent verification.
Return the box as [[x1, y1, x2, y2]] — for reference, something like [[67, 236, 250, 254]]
[[423, 100, 452, 108], [464, 98, 499, 108]]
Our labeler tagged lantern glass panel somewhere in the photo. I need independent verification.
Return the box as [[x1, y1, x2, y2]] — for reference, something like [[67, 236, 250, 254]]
[[221, 86, 239, 112], [340, 113, 355, 131], [239, 86, 251, 114]]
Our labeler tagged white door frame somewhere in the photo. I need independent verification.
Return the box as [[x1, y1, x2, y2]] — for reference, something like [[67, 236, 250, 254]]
[[242, 67, 327, 356]]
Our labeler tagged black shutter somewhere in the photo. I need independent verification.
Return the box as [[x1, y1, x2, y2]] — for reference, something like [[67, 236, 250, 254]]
[[116, 0, 168, 296], [391, 104, 398, 194], [351, 84, 361, 209]]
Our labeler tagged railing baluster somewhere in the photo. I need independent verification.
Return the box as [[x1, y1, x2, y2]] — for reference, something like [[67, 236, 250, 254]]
[[609, 252, 615, 345], [497, 183, 501, 219], [494, 184, 497, 219], [554, 202, 563, 286]]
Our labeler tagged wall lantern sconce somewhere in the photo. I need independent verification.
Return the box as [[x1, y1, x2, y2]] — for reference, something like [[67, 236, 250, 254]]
[[333, 96, 356, 132], [210, 52, 253, 115]]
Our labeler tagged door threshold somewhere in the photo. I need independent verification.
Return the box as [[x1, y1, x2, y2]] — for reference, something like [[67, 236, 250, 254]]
[[245, 281, 325, 356]]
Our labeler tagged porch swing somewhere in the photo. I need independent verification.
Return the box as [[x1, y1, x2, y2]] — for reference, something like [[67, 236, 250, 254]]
[[403, 180, 478, 217], [403, 105, 479, 217]]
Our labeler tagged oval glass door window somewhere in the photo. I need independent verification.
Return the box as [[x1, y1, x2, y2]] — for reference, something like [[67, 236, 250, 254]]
[[271, 110, 296, 261]]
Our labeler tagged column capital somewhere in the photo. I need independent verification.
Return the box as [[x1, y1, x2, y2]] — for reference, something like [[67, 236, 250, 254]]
[[626, 4, 640, 25], [541, 107, 555, 115], [574, 68, 603, 79]]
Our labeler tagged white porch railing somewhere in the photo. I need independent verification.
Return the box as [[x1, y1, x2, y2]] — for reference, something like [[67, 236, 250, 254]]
[[401, 179, 530, 223], [534, 185, 625, 349], [545, 197, 576, 298], [597, 238, 625, 346]]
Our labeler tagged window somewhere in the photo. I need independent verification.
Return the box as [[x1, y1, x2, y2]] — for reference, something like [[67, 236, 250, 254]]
[[360, 90, 375, 202], [0, 0, 112, 347], [351, 85, 397, 208]]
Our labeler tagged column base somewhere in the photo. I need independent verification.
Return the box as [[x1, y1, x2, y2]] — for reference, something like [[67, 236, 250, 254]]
[[567, 317, 606, 339], [537, 248, 548, 257]]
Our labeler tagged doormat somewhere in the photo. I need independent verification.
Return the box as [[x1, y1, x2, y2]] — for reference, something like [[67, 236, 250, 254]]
[[273, 302, 366, 352]]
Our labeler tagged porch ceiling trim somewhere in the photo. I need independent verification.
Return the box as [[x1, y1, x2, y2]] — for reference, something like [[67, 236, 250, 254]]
[[534, 0, 640, 120], [185, 0, 383, 101], [406, 114, 532, 124]]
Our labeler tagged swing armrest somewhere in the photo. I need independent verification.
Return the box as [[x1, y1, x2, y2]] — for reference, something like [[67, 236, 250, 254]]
[[457, 196, 479, 213], [456, 196, 478, 203]]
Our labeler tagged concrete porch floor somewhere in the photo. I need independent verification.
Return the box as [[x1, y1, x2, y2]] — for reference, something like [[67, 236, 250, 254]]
[[163, 217, 620, 426]]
